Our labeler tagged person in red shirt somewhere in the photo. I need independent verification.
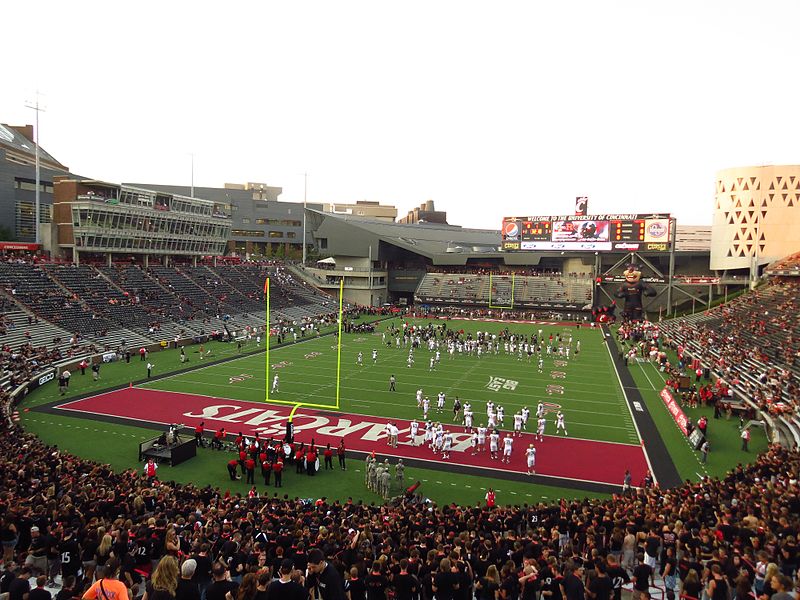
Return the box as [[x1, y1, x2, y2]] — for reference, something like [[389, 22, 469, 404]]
[[273, 459, 283, 487], [227, 459, 240, 480], [212, 427, 226, 450], [295, 445, 305, 474], [323, 444, 333, 470], [306, 449, 317, 476], [195, 422, 205, 447], [245, 457, 255, 484], [486, 487, 496, 508], [238, 449, 248, 476]]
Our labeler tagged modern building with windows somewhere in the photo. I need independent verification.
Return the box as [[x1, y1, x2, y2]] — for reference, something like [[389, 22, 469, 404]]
[[0, 123, 74, 243], [125, 182, 320, 258], [52, 179, 231, 265]]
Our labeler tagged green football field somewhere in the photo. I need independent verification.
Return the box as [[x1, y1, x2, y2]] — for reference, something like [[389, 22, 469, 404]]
[[140, 319, 641, 445], [19, 316, 767, 506]]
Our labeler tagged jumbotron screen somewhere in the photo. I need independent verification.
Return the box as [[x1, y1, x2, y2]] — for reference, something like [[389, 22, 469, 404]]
[[501, 213, 671, 252]]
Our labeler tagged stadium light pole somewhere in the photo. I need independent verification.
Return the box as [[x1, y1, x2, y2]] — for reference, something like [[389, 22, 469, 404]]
[[25, 93, 45, 245], [301, 172, 307, 265]]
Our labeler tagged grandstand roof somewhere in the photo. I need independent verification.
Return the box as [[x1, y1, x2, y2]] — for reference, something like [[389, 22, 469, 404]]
[[0, 123, 67, 170], [306, 209, 504, 264], [309, 211, 713, 265]]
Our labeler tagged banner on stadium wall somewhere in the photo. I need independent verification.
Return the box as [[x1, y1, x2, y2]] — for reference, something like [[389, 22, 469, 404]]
[[659, 387, 689, 435]]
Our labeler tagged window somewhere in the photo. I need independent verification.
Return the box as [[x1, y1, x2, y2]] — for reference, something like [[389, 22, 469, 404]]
[[286, 232, 296, 238], [231, 229, 265, 237], [241, 218, 251, 224], [319, 238, 328, 249], [255, 218, 267, 225], [268, 231, 283, 238]]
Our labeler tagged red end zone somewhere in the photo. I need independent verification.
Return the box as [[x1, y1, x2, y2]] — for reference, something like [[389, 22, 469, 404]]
[[56, 388, 649, 487]]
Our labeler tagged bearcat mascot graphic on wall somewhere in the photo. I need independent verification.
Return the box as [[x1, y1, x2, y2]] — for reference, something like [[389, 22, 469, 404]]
[[615, 264, 656, 321]]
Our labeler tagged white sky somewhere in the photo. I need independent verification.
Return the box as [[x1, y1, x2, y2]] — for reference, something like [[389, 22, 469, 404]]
[[3, 1, 799, 229]]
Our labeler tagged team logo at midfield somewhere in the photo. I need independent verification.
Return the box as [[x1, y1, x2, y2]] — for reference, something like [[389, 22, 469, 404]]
[[546, 385, 565, 395], [271, 361, 293, 369], [540, 401, 562, 414], [304, 352, 322, 360], [486, 376, 519, 392], [553, 360, 568, 367], [550, 371, 567, 379], [229, 373, 253, 384]]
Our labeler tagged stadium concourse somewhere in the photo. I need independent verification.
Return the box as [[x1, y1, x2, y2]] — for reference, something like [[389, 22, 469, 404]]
[[1, 259, 800, 600]]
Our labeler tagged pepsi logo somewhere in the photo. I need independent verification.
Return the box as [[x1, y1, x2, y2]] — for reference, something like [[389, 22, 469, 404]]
[[648, 222, 668, 238], [503, 221, 520, 238]]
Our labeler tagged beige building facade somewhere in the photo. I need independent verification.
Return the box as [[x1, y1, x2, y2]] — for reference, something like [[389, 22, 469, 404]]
[[711, 165, 800, 272]]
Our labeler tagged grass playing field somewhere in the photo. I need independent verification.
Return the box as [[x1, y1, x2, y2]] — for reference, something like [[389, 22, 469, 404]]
[[19, 315, 767, 506]]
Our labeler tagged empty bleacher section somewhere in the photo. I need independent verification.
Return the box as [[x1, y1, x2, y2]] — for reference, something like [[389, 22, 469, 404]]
[[415, 272, 593, 309], [0, 262, 336, 353]]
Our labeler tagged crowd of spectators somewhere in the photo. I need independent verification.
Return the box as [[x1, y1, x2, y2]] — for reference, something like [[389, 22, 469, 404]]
[[0, 394, 799, 600], [657, 281, 800, 413]]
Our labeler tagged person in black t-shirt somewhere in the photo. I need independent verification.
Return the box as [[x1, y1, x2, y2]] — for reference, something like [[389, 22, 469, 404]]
[[345, 567, 367, 600], [265, 560, 307, 600], [55, 575, 80, 600], [630, 555, 653, 600], [8, 567, 32, 600], [29, 576, 52, 600], [560, 563, 585, 600], [307, 549, 346, 600], [604, 556, 629, 600], [59, 530, 82, 581], [432, 558, 459, 600], [365, 562, 389, 600], [586, 563, 612, 600], [391, 559, 417, 600], [206, 563, 239, 600]]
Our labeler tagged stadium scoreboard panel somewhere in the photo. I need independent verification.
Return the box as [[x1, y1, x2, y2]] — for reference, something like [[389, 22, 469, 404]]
[[501, 213, 671, 252]]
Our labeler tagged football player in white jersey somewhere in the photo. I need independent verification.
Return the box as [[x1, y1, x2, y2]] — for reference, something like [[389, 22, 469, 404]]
[[521, 406, 530, 429], [464, 409, 474, 432], [537, 402, 545, 419], [497, 405, 505, 426], [537, 417, 546, 442], [556, 411, 567, 436], [409, 419, 419, 444], [513, 411, 523, 437], [416, 388, 423, 408], [487, 410, 497, 429], [357, 352, 363, 366], [526, 444, 537, 475], [502, 435, 514, 464], [477, 425, 487, 453], [442, 431, 453, 460], [489, 430, 500, 460], [422, 397, 430, 420], [487, 401, 495, 418], [372, 349, 378, 364], [470, 430, 479, 455], [437, 392, 445, 413]]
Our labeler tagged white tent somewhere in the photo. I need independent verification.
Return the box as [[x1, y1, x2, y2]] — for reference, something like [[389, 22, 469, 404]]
[[317, 257, 336, 264]]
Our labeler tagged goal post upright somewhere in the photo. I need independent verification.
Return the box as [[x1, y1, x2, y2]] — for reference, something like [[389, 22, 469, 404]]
[[264, 276, 345, 421], [488, 272, 515, 309]]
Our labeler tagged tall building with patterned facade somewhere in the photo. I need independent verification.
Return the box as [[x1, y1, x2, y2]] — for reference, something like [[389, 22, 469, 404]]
[[711, 165, 800, 273]]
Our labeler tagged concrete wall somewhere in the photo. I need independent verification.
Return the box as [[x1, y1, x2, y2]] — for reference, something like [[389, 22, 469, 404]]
[[711, 165, 800, 271]]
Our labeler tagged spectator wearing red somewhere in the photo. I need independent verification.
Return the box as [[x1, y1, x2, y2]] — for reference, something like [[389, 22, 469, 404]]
[[323, 444, 333, 470]]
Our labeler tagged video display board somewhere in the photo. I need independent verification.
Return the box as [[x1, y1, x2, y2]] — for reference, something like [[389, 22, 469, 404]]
[[501, 214, 671, 252]]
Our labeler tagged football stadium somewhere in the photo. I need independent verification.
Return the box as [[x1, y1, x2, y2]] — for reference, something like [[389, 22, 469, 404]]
[[2, 7, 800, 600]]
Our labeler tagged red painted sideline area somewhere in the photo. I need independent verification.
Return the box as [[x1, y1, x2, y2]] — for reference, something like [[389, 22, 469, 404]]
[[57, 388, 648, 487]]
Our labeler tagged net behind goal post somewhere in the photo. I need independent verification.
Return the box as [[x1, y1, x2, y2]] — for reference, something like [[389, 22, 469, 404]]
[[264, 278, 344, 420], [488, 272, 515, 309]]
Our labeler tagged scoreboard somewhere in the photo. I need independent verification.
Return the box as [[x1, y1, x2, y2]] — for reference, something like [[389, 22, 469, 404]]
[[502, 213, 671, 252]]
